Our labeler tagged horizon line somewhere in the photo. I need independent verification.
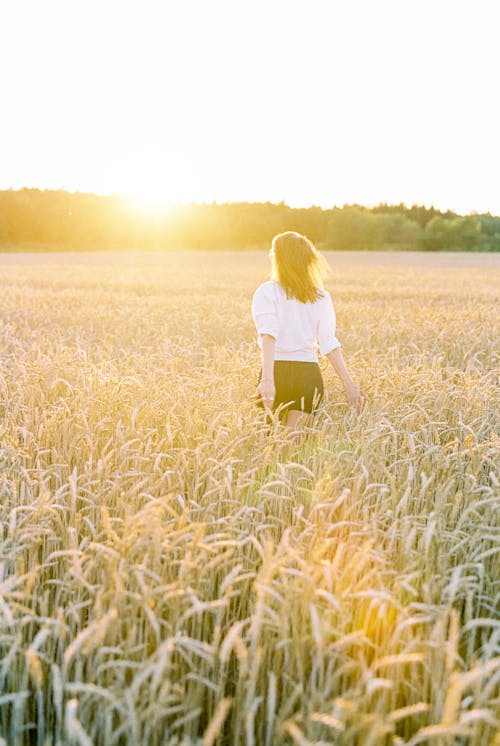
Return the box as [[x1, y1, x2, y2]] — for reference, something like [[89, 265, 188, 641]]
[[1, 185, 499, 219]]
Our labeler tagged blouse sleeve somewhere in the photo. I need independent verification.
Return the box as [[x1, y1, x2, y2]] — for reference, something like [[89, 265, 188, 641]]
[[318, 291, 342, 355], [252, 283, 279, 339]]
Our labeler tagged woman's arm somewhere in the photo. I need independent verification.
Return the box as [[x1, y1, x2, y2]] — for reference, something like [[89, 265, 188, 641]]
[[325, 347, 364, 413], [257, 334, 276, 410]]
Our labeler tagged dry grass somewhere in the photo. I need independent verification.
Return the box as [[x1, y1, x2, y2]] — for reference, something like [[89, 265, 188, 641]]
[[0, 249, 499, 746]]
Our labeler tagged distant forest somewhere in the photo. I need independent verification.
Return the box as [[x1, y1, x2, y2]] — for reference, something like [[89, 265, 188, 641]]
[[1, 188, 499, 251]]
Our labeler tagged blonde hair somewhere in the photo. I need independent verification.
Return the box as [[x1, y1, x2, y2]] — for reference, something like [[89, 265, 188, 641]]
[[270, 231, 329, 303]]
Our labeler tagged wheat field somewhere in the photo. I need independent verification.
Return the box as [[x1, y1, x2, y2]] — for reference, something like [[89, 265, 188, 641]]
[[0, 250, 499, 746]]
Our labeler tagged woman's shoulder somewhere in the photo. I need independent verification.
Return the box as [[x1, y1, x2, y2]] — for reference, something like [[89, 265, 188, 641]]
[[253, 280, 282, 299], [256, 279, 280, 290], [315, 287, 332, 302]]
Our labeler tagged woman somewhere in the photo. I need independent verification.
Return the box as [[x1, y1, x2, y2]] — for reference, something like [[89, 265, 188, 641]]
[[252, 231, 363, 429]]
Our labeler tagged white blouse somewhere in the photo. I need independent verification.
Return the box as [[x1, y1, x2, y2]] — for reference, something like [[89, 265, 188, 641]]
[[252, 281, 341, 363]]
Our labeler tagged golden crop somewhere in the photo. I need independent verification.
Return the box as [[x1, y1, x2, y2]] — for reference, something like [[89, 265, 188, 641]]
[[0, 250, 498, 745]]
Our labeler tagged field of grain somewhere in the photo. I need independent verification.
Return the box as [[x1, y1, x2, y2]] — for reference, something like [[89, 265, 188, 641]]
[[0, 250, 499, 746]]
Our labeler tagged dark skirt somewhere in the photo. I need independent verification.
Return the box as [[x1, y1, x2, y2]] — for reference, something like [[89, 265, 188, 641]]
[[256, 360, 324, 416]]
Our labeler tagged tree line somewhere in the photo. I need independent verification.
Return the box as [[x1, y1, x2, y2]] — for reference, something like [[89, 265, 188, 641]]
[[1, 188, 499, 251]]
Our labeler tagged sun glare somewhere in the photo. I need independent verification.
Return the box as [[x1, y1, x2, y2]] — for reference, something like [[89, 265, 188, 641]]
[[124, 190, 177, 216], [102, 147, 193, 216]]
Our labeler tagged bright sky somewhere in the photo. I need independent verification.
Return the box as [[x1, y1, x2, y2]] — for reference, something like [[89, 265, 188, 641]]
[[2, 0, 499, 214]]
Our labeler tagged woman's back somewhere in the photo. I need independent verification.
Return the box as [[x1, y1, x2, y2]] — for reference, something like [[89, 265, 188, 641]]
[[252, 280, 341, 363]]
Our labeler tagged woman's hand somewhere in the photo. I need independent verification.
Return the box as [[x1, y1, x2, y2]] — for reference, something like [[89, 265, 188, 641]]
[[345, 381, 365, 414], [257, 378, 276, 410], [326, 348, 365, 414]]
